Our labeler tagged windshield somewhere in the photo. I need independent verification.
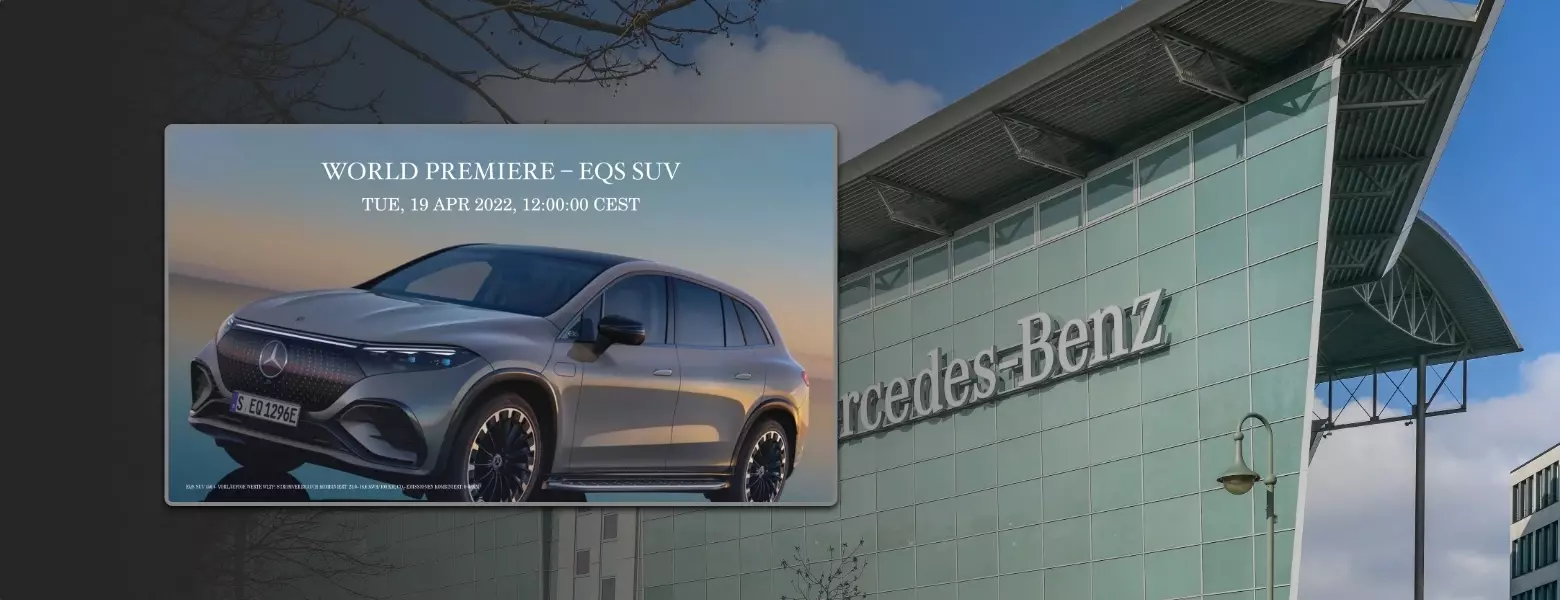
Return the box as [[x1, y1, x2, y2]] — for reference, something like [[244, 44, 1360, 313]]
[[364, 246, 610, 317]]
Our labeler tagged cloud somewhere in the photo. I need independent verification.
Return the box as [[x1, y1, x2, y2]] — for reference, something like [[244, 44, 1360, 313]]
[[1298, 353, 1560, 599], [468, 27, 944, 161]]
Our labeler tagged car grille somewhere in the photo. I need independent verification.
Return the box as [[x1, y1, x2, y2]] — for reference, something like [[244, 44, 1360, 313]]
[[215, 326, 365, 411]]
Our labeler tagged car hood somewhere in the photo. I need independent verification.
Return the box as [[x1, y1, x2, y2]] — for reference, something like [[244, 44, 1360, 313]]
[[234, 288, 559, 347]]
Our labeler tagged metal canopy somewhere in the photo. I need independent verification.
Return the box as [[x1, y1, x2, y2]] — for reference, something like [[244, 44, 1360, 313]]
[[836, 0, 1502, 300], [1317, 212, 1523, 380]]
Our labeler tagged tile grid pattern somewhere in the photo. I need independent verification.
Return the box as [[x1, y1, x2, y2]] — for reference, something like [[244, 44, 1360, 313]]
[[641, 66, 1336, 600]]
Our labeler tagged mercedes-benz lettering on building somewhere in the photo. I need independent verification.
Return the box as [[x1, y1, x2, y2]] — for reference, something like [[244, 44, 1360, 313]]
[[187, 244, 810, 503]]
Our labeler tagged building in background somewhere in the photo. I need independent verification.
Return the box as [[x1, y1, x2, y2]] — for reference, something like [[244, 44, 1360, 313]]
[[282, 1, 1520, 600], [631, 0, 1515, 599], [1512, 444, 1559, 600]]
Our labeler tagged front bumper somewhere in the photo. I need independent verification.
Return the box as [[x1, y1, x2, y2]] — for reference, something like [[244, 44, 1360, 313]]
[[188, 331, 491, 482]]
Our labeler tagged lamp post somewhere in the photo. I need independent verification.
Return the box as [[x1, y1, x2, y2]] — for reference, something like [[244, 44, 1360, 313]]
[[1216, 412, 1277, 600]]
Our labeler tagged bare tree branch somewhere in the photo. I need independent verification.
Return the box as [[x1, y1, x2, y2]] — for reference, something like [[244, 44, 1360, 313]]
[[779, 539, 870, 600], [189, 509, 396, 600], [147, 0, 766, 125]]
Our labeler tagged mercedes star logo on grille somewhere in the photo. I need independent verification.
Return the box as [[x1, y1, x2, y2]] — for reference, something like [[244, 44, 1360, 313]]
[[258, 340, 290, 379]]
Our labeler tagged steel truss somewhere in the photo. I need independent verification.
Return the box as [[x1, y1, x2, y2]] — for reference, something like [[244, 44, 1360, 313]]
[[992, 111, 1110, 179], [868, 176, 961, 237], [1312, 350, 1468, 452], [1354, 256, 1464, 346], [1151, 26, 1263, 103]]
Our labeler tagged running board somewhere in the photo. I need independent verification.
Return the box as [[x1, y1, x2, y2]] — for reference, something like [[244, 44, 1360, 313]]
[[544, 476, 729, 493]]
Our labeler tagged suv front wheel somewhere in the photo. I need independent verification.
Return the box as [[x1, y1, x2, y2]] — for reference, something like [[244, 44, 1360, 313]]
[[434, 392, 547, 502]]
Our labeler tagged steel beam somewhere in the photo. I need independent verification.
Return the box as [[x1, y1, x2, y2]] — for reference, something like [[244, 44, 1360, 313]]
[[1330, 191, 1395, 200], [1339, 98, 1429, 110], [1342, 58, 1465, 74], [1414, 354, 1427, 600], [1339, 66, 1450, 112], [1330, 232, 1394, 242], [1312, 406, 1465, 433], [1334, 155, 1425, 168]]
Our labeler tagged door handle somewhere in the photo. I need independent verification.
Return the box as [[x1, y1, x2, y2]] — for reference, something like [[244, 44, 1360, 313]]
[[653, 369, 674, 377], [734, 373, 753, 380]]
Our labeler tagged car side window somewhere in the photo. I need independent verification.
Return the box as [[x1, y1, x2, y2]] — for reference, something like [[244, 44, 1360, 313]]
[[672, 279, 726, 347], [721, 295, 745, 347], [603, 275, 669, 345], [563, 296, 603, 341], [734, 300, 771, 346]]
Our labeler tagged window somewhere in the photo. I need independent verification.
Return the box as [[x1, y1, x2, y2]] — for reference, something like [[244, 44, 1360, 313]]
[[1038, 187, 1082, 241], [873, 261, 910, 305], [912, 246, 950, 291], [574, 549, 591, 576], [1139, 136, 1192, 199], [734, 300, 770, 345], [1086, 162, 1134, 221], [602, 275, 669, 344], [951, 229, 991, 276], [722, 296, 745, 347], [840, 277, 871, 317], [563, 296, 603, 340], [1541, 520, 1553, 567], [994, 208, 1036, 258], [601, 577, 617, 600], [366, 246, 612, 317], [603, 512, 619, 541], [1513, 523, 1559, 577], [1521, 479, 1530, 520], [1516, 482, 1525, 523], [673, 279, 726, 347], [1544, 462, 1558, 510]]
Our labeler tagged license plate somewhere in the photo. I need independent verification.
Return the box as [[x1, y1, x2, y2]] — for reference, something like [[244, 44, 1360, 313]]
[[230, 392, 301, 427]]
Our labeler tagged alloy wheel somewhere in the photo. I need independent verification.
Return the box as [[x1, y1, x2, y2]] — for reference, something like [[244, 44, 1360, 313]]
[[465, 407, 537, 502], [744, 430, 787, 502]]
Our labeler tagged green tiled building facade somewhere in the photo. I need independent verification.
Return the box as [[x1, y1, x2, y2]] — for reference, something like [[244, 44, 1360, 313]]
[[637, 64, 1338, 600]]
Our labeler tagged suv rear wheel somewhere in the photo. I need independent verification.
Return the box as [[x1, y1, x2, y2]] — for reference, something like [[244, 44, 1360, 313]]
[[708, 418, 789, 502]]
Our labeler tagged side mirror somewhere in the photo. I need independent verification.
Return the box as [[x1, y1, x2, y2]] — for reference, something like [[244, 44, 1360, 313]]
[[594, 314, 647, 352]]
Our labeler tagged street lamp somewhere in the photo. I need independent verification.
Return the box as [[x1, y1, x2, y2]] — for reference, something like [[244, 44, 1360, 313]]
[[1216, 412, 1277, 600]]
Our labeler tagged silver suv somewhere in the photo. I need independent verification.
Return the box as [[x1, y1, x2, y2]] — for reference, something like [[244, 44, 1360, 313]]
[[186, 244, 810, 502]]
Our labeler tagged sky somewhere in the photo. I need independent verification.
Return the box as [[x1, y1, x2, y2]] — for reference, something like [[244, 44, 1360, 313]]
[[197, 0, 1554, 594]]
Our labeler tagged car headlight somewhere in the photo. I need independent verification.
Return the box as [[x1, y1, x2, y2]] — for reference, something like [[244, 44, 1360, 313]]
[[216, 313, 235, 341], [355, 345, 480, 377]]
